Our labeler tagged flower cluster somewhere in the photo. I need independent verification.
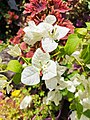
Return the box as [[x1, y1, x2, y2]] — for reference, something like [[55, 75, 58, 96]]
[[23, 15, 69, 52]]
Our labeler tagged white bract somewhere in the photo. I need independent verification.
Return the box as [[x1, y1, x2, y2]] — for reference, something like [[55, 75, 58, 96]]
[[45, 63, 67, 91], [20, 95, 32, 109], [7, 44, 21, 57], [21, 48, 57, 85], [23, 15, 70, 52], [43, 90, 62, 106], [41, 15, 70, 52], [0, 74, 7, 90], [70, 111, 90, 120]]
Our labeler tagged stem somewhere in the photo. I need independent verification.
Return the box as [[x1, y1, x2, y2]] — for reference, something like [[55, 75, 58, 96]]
[[73, 56, 84, 71], [51, 51, 61, 58]]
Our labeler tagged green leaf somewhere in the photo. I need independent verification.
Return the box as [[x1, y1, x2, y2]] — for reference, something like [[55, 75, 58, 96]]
[[67, 91, 75, 102], [80, 45, 90, 64], [86, 22, 90, 30], [77, 28, 87, 35], [7, 60, 22, 73], [83, 109, 90, 118], [76, 103, 83, 117], [12, 73, 21, 84], [0, 44, 7, 52], [64, 34, 82, 55]]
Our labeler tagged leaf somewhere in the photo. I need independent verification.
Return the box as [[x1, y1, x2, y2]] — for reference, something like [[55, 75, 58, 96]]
[[7, 60, 22, 73], [77, 28, 87, 35], [0, 44, 7, 52], [21, 66, 40, 85], [86, 22, 90, 30], [7, 44, 21, 57], [0, 57, 2, 63], [64, 34, 82, 55], [80, 45, 90, 64], [83, 109, 90, 118], [12, 73, 21, 84]]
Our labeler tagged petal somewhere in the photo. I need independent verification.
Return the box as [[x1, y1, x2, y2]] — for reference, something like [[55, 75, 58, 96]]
[[66, 81, 76, 93], [42, 38, 58, 52], [57, 77, 68, 90], [20, 95, 32, 109], [28, 21, 36, 28], [23, 31, 42, 46], [54, 25, 70, 40], [42, 60, 57, 80], [32, 48, 50, 69], [38, 22, 53, 38], [21, 66, 40, 85], [56, 63, 67, 76], [47, 90, 62, 106], [44, 15, 56, 24], [45, 77, 58, 91], [23, 26, 30, 33]]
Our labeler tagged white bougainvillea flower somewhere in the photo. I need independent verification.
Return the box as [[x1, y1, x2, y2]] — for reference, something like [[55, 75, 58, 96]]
[[45, 63, 67, 91], [44, 90, 62, 106], [23, 15, 69, 52], [23, 21, 42, 46], [81, 97, 90, 109], [44, 15, 56, 24], [42, 15, 70, 52], [23, 19, 53, 46], [7, 44, 21, 57], [70, 111, 90, 120], [66, 75, 81, 93], [42, 38, 58, 53], [0, 80, 7, 90], [21, 48, 57, 85], [21, 66, 40, 85], [20, 95, 32, 109]]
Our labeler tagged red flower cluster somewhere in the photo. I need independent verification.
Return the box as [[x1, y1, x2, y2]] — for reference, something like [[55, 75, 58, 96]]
[[24, 0, 74, 36], [9, 28, 24, 45], [7, 11, 19, 24], [23, 0, 47, 17], [49, 0, 71, 13]]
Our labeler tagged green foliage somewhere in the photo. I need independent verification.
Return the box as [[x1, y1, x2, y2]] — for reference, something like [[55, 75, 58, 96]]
[[86, 22, 90, 30], [76, 28, 87, 35], [0, 44, 7, 52], [83, 109, 90, 118], [64, 34, 82, 55], [70, 101, 83, 119], [80, 44, 90, 64], [7, 60, 22, 73], [12, 73, 21, 84]]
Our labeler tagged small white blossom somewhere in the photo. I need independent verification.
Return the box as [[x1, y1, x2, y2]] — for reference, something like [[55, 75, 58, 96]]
[[43, 90, 62, 106], [20, 95, 32, 109], [21, 48, 57, 85]]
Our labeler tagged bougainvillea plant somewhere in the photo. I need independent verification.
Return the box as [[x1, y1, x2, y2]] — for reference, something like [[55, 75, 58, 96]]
[[0, 0, 90, 120]]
